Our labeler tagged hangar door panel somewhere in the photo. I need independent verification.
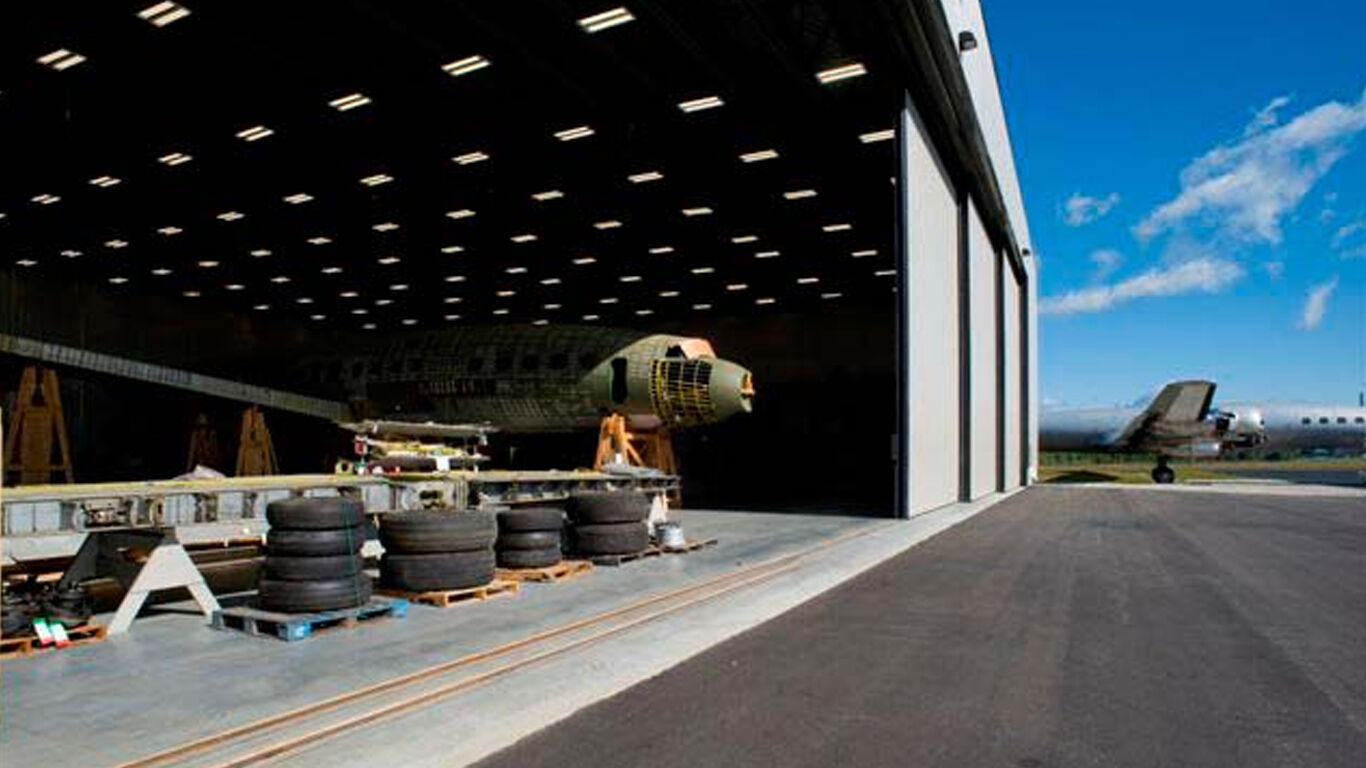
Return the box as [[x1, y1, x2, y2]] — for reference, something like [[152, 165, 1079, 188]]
[[904, 105, 961, 514], [967, 200, 998, 500], [1002, 259, 1022, 491]]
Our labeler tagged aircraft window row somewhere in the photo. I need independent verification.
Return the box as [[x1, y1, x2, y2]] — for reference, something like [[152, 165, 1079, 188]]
[[1299, 416, 1366, 424]]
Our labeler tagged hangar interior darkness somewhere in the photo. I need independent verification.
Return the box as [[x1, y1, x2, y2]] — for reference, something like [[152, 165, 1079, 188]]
[[1, 1, 907, 513]]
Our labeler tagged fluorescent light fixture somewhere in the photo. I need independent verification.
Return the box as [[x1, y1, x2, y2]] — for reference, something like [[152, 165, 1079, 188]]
[[875, 269, 896, 276], [816, 62, 867, 84], [236, 125, 274, 142], [183, 290, 201, 298], [506, 267, 528, 275], [497, 290, 516, 297], [783, 189, 818, 200], [582, 314, 600, 321], [599, 297, 619, 304], [628, 170, 663, 183], [754, 250, 780, 259], [446, 209, 476, 219], [731, 235, 758, 244], [297, 297, 314, 304], [635, 309, 654, 316], [740, 149, 778, 163], [797, 277, 820, 284], [441, 245, 465, 254], [321, 266, 343, 274], [37, 49, 86, 71], [443, 297, 462, 303], [360, 173, 394, 187], [138, 2, 191, 26], [678, 95, 723, 113], [533, 319, 549, 326], [648, 246, 674, 254], [402, 318, 418, 326], [225, 284, 245, 291], [540, 277, 562, 285], [692, 304, 711, 311], [284, 193, 314, 204], [445, 314, 462, 321], [755, 297, 776, 305], [375, 299, 394, 306], [270, 275, 291, 284], [532, 190, 565, 202], [254, 304, 271, 311], [31, 194, 60, 205], [726, 283, 748, 291], [197, 260, 219, 268], [329, 93, 371, 111], [511, 234, 538, 243], [445, 275, 466, 282], [619, 275, 642, 283], [109, 276, 129, 284], [217, 211, 244, 221], [15, 259, 37, 267], [151, 268, 172, 276], [452, 151, 489, 165], [659, 290, 679, 298], [543, 303, 561, 310], [341, 291, 360, 298], [311, 314, 327, 321], [442, 54, 491, 77], [578, 7, 635, 33], [691, 266, 715, 274], [89, 175, 121, 188], [106, 239, 129, 249], [377, 256, 401, 265], [352, 308, 369, 315], [372, 222, 400, 232], [157, 226, 183, 235], [594, 220, 623, 230], [158, 152, 192, 166], [860, 128, 895, 143], [573, 257, 597, 265], [307, 236, 332, 245], [363, 323, 377, 330], [681, 206, 713, 217], [250, 249, 271, 257], [822, 223, 853, 232], [554, 125, 595, 141], [61, 249, 82, 258], [851, 249, 877, 258]]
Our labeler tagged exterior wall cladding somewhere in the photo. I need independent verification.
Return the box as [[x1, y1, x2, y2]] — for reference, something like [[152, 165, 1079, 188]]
[[898, 0, 1037, 516]]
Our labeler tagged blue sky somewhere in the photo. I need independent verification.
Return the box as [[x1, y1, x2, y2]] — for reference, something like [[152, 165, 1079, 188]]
[[984, 0, 1366, 407]]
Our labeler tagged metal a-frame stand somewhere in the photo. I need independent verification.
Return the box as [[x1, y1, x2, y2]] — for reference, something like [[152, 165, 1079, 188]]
[[4, 366, 75, 486]]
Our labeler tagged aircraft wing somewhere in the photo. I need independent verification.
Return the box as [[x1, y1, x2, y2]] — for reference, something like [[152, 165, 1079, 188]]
[[1113, 380, 1217, 447]]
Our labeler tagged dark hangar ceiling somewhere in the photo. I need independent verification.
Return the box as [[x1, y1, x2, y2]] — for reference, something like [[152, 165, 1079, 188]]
[[0, 0, 900, 332]]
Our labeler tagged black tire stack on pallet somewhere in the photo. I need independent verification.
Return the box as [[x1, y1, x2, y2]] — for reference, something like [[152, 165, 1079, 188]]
[[495, 507, 566, 569], [378, 510, 497, 591], [262, 498, 371, 613], [568, 491, 651, 557]]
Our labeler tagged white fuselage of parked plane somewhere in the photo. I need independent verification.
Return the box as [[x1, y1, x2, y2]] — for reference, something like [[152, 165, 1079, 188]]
[[1224, 402, 1366, 454]]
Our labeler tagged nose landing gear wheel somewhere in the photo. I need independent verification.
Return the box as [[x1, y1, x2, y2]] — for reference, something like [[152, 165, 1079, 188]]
[[1151, 466, 1176, 484]]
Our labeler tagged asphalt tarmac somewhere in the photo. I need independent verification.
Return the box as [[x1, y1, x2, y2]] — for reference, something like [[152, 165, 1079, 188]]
[[475, 487, 1366, 768]]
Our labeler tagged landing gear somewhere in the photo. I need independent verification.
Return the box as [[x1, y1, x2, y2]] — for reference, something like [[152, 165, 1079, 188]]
[[1151, 457, 1176, 484]]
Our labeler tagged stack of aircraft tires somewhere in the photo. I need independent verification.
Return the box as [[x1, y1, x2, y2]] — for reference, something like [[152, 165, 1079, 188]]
[[378, 509, 497, 591], [261, 498, 371, 613], [494, 507, 566, 569], [568, 491, 651, 557]]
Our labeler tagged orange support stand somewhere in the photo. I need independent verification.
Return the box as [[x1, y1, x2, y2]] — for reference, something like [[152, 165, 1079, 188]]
[[593, 414, 679, 500], [3, 366, 74, 486], [234, 406, 279, 477]]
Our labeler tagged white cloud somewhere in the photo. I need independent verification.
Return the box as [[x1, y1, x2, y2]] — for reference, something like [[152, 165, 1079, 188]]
[[1136, 88, 1366, 245], [1263, 261, 1285, 279], [1297, 277, 1338, 330], [1062, 192, 1121, 226], [1245, 95, 1292, 136], [1331, 219, 1365, 249], [1088, 249, 1124, 281], [1040, 258, 1244, 317]]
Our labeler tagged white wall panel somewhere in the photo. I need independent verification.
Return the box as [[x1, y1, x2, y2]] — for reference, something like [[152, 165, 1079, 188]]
[[1002, 260, 1022, 491], [967, 199, 998, 499]]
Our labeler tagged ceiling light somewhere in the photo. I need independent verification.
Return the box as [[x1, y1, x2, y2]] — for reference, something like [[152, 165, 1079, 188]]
[[851, 249, 877, 258], [158, 152, 192, 166], [816, 62, 868, 84], [540, 277, 562, 285], [678, 95, 723, 113], [402, 318, 418, 326], [692, 304, 711, 311], [389, 284, 409, 291], [505, 267, 528, 274], [573, 257, 596, 265], [226, 283, 244, 291], [106, 239, 129, 249], [109, 276, 129, 284], [352, 308, 369, 315], [89, 175, 121, 188], [329, 93, 372, 111], [532, 190, 565, 202], [270, 276, 290, 284], [822, 223, 853, 232], [307, 236, 332, 245], [543, 303, 561, 310], [15, 259, 37, 267], [363, 323, 377, 330], [797, 277, 820, 284], [445, 275, 466, 282], [138, 2, 191, 26], [726, 283, 748, 291], [37, 49, 86, 71], [635, 309, 654, 316], [875, 269, 896, 276], [755, 250, 780, 259], [251, 249, 271, 257], [860, 128, 895, 143], [492, 309, 510, 316], [532, 319, 549, 326], [628, 171, 663, 183], [659, 290, 680, 298], [740, 149, 778, 163], [254, 304, 271, 311], [360, 173, 394, 187], [158, 226, 183, 235], [755, 298, 776, 305], [372, 222, 400, 232], [554, 126, 595, 141], [183, 290, 201, 298], [599, 297, 619, 304], [582, 314, 600, 321], [31, 194, 60, 205], [375, 299, 393, 306], [452, 151, 489, 165], [151, 268, 172, 276], [197, 260, 219, 268], [442, 54, 491, 77], [284, 193, 314, 204], [297, 297, 314, 304], [447, 209, 476, 219], [311, 314, 326, 321], [822, 292, 842, 300], [236, 125, 274, 142], [341, 291, 359, 298], [443, 297, 462, 304], [61, 249, 81, 258], [321, 266, 343, 274], [511, 233, 538, 243], [497, 290, 516, 297], [217, 211, 245, 221], [619, 275, 642, 283], [578, 7, 635, 33], [784, 189, 818, 200], [445, 314, 462, 321], [731, 235, 758, 244], [594, 220, 623, 230], [441, 245, 464, 254], [691, 266, 714, 274], [681, 206, 713, 216], [649, 246, 674, 254]]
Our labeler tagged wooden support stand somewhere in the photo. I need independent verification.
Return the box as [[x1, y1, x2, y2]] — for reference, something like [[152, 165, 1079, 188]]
[[186, 413, 221, 472], [592, 414, 678, 501], [235, 406, 279, 477], [4, 366, 74, 485]]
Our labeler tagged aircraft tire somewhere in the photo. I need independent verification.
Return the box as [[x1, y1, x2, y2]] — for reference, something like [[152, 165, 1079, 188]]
[[258, 575, 372, 613], [496, 530, 562, 551], [572, 522, 650, 556], [496, 506, 565, 533], [266, 497, 366, 530], [378, 510, 496, 553], [568, 491, 649, 525], [1151, 466, 1176, 484], [380, 551, 496, 591], [267, 526, 367, 556], [263, 554, 366, 581], [496, 547, 562, 569]]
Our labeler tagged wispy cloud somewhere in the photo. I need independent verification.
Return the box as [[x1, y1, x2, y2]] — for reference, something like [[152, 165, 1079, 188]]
[[1040, 258, 1244, 316], [1062, 192, 1121, 226], [1331, 220, 1365, 248], [1297, 277, 1339, 330], [1088, 249, 1124, 281], [1263, 260, 1285, 279], [1135, 89, 1366, 245]]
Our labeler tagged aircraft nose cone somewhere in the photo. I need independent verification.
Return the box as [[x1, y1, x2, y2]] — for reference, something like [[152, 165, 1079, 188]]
[[709, 358, 755, 420]]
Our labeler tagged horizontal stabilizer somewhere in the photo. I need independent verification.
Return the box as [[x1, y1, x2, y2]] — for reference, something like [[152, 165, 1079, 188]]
[[1115, 379, 1216, 446]]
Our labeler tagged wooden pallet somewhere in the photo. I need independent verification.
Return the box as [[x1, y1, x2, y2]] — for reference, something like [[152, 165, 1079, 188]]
[[377, 578, 519, 608], [210, 597, 407, 642], [660, 537, 719, 554], [495, 560, 594, 583], [1, 622, 108, 660], [587, 546, 662, 567]]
